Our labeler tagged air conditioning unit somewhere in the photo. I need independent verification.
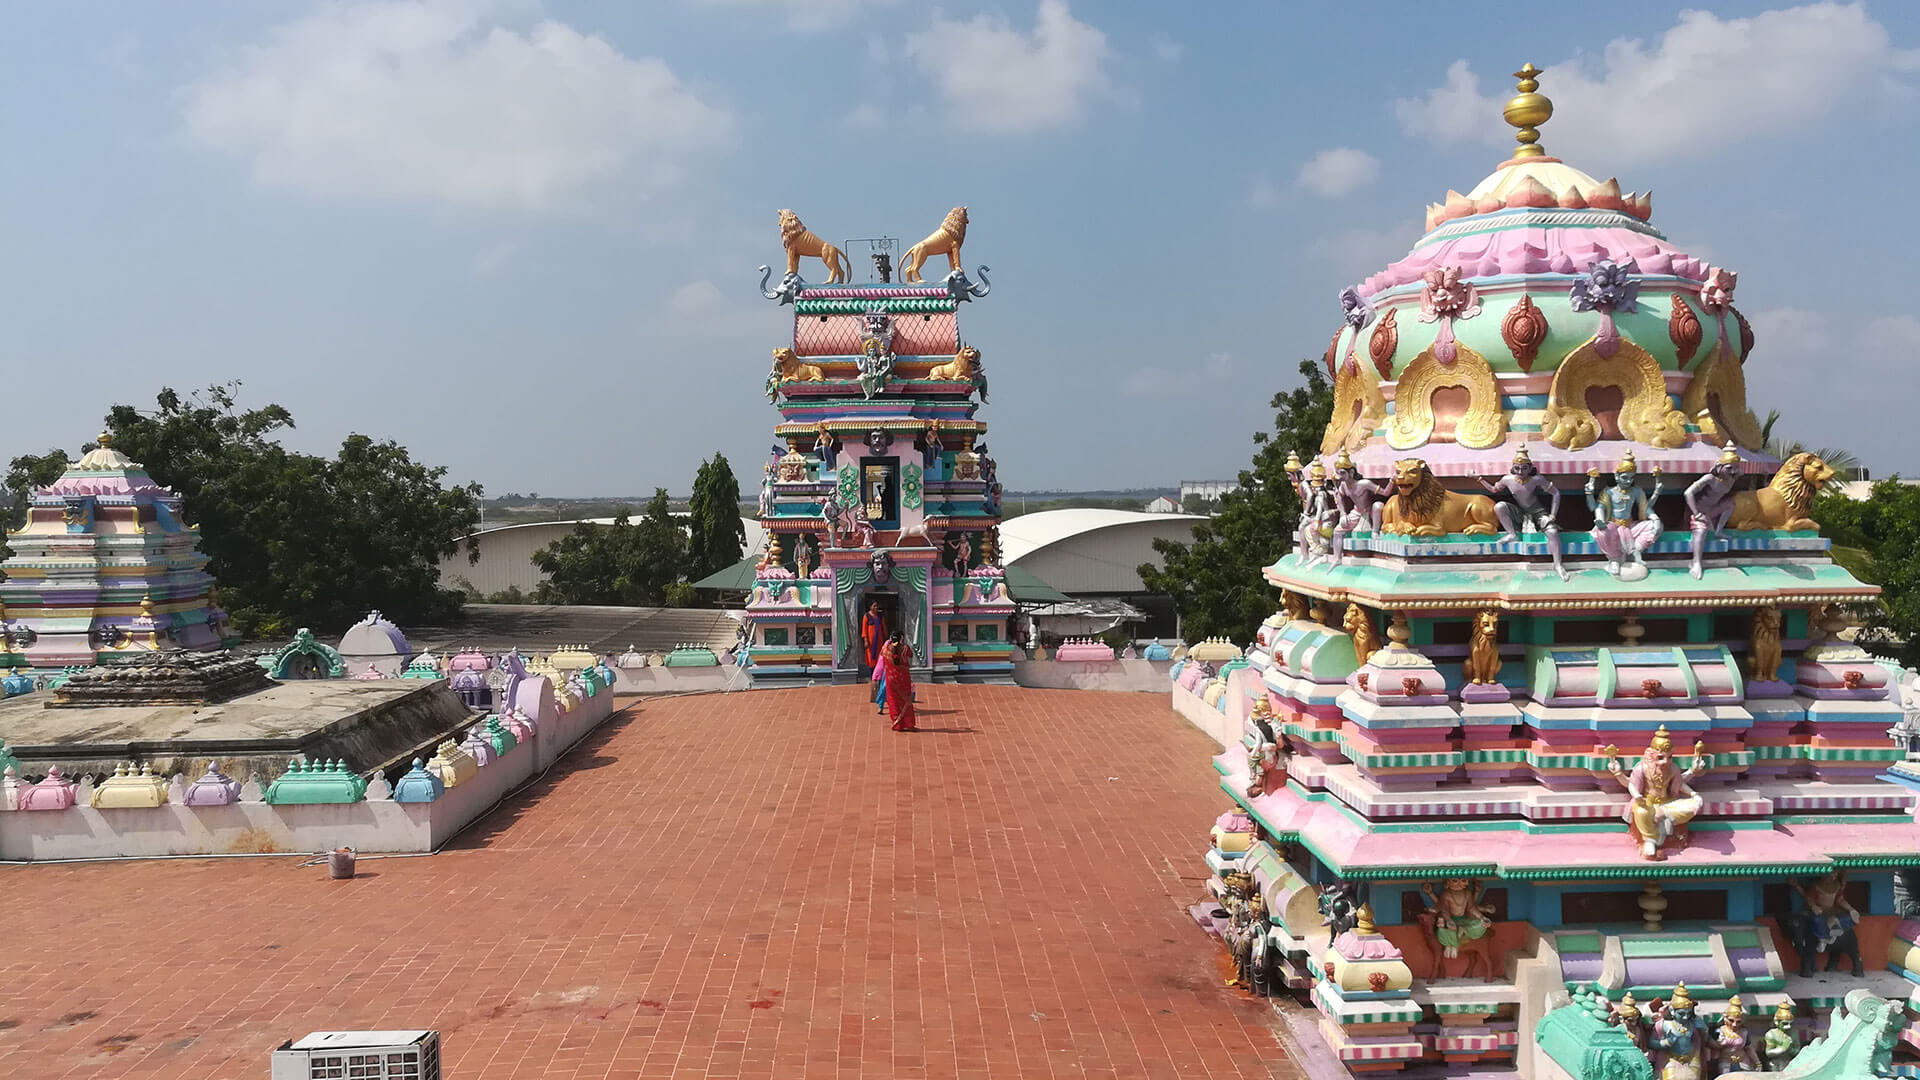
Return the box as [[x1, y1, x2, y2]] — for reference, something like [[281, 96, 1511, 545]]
[[270, 1031, 441, 1080]]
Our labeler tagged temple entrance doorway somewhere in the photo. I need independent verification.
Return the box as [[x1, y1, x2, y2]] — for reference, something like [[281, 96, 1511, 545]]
[[857, 590, 900, 675]]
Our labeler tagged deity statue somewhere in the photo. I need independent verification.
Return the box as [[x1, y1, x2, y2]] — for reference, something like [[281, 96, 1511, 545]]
[[813, 422, 837, 467], [1464, 609, 1501, 685], [922, 419, 945, 467], [1684, 444, 1742, 579], [857, 308, 896, 400], [1418, 878, 1493, 960], [864, 469, 889, 522], [1475, 446, 1568, 580], [1648, 983, 1708, 1080], [1789, 869, 1864, 977], [1602, 726, 1707, 860], [1607, 993, 1648, 1051], [1749, 605, 1783, 683], [1586, 451, 1664, 581], [1713, 996, 1757, 1074], [1331, 449, 1385, 534], [947, 532, 972, 573], [1761, 1002, 1798, 1071], [758, 462, 775, 518], [794, 534, 813, 579], [1285, 452, 1344, 568]]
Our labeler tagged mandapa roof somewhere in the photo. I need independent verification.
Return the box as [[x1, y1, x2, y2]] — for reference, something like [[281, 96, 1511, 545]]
[[997, 509, 1208, 567]]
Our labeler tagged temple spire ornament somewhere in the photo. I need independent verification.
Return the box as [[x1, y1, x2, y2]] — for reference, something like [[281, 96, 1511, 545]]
[[1503, 63, 1552, 159]]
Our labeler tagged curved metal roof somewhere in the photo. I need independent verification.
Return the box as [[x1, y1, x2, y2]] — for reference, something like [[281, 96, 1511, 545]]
[[997, 509, 1207, 567]]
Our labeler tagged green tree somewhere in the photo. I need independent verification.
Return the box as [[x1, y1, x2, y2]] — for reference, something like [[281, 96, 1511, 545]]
[[4, 448, 72, 531], [1138, 359, 1335, 642], [5, 385, 482, 637], [1813, 479, 1920, 666], [532, 488, 689, 606], [687, 452, 746, 581]]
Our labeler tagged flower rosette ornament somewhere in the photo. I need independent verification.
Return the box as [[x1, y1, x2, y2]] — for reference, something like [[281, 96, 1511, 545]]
[[1697, 265, 1738, 361], [1338, 286, 1374, 373], [1569, 257, 1641, 357], [1416, 267, 1480, 364]]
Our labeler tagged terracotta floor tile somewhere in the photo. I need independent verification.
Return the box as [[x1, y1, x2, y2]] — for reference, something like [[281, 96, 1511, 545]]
[[0, 686, 1299, 1079]]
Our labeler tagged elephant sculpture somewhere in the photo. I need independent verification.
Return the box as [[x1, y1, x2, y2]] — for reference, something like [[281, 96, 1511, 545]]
[[944, 265, 991, 303], [757, 265, 805, 305], [1784, 907, 1864, 978]]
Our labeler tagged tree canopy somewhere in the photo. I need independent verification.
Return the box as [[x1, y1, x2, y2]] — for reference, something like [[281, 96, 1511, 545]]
[[1138, 359, 1334, 642], [532, 488, 691, 607], [1812, 480, 1920, 667], [4, 385, 482, 637], [687, 452, 746, 582]]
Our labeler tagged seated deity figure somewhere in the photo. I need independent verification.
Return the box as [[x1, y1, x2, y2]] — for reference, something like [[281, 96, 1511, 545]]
[[1285, 453, 1344, 568], [1419, 878, 1493, 960], [1331, 449, 1385, 534], [1586, 451, 1664, 581], [1683, 444, 1742, 580], [1474, 447, 1567, 580], [1604, 726, 1707, 860]]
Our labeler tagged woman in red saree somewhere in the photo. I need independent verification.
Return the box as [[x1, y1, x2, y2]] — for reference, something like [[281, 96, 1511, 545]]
[[880, 636, 917, 731]]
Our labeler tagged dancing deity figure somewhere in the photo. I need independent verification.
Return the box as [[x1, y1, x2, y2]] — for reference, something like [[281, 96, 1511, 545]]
[[1604, 726, 1707, 860], [1331, 450, 1385, 534], [1419, 878, 1493, 959], [813, 422, 836, 468], [1684, 444, 1742, 580], [1475, 446, 1568, 580], [1714, 996, 1757, 1074], [1586, 452, 1664, 581], [1648, 984, 1708, 1080]]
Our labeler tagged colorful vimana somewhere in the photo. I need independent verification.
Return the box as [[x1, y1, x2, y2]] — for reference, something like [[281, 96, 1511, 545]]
[[1187, 66, 1920, 1079], [742, 207, 1013, 685], [0, 432, 235, 670]]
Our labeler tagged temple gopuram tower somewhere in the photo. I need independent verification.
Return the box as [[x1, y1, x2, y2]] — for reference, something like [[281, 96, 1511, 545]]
[[0, 432, 234, 669], [1189, 67, 1920, 1078], [743, 208, 1013, 685]]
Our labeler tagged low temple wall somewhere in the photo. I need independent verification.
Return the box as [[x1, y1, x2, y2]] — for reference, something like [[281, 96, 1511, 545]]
[[0, 678, 621, 862], [1012, 657, 1174, 692], [1169, 667, 1257, 749], [612, 665, 740, 693]]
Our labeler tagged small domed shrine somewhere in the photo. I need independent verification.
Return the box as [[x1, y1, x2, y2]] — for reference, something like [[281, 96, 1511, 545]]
[[1193, 66, 1916, 1078], [0, 432, 235, 669]]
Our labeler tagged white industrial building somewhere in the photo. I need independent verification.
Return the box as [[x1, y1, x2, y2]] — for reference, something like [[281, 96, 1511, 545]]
[[998, 509, 1204, 638]]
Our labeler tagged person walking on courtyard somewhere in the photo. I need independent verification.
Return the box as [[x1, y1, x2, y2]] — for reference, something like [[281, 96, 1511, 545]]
[[861, 600, 887, 672], [881, 635, 917, 731]]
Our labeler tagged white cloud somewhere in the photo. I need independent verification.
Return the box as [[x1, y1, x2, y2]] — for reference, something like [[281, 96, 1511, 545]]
[[1310, 225, 1416, 286], [1860, 314, 1920, 357], [1152, 36, 1183, 63], [1392, 4, 1916, 165], [668, 280, 730, 319], [184, 0, 733, 210], [1744, 307, 1914, 470], [696, 0, 899, 32], [1122, 352, 1237, 397], [905, 0, 1115, 134], [1748, 307, 1829, 356], [1295, 148, 1379, 198]]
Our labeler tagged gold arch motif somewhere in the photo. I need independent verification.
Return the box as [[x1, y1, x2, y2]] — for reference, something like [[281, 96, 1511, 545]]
[[1383, 343, 1506, 450], [1681, 341, 1765, 449], [1321, 361, 1388, 455], [1540, 335, 1689, 450]]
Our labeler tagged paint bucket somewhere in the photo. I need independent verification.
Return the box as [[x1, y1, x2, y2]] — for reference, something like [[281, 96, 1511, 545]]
[[328, 847, 357, 880]]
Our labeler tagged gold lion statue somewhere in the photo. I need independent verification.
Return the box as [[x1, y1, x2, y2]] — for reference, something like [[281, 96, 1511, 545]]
[[901, 206, 968, 283], [778, 209, 849, 284], [771, 347, 825, 383], [1381, 459, 1499, 537], [1466, 609, 1501, 684], [928, 345, 980, 382], [1727, 452, 1832, 532]]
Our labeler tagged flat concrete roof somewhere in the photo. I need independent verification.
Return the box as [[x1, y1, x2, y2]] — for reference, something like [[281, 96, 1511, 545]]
[[402, 603, 740, 656], [0, 678, 428, 754]]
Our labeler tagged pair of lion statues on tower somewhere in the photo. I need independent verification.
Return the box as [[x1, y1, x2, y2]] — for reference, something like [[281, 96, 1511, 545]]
[[778, 207, 967, 285]]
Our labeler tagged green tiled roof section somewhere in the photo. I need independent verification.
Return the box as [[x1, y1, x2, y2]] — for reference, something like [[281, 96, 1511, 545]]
[[1620, 935, 1711, 958], [1720, 928, 1763, 950], [793, 298, 956, 315], [1533, 1003, 1653, 1080], [1554, 932, 1605, 954], [1805, 746, 1900, 763]]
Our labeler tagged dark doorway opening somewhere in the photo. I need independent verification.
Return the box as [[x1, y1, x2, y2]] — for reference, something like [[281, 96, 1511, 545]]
[[858, 591, 900, 674]]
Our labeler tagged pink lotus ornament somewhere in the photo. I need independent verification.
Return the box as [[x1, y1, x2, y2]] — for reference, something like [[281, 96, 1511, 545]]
[[1417, 267, 1481, 364], [1569, 258, 1641, 358]]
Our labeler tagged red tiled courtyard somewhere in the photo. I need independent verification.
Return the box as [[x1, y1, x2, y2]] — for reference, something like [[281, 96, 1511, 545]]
[[1, 685, 1300, 1079]]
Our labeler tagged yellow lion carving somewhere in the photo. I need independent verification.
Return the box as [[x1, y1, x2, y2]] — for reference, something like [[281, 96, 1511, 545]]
[[1728, 452, 1833, 532], [901, 206, 968, 283], [771, 347, 825, 383], [778, 209, 848, 284], [1381, 459, 1499, 537], [929, 345, 980, 382]]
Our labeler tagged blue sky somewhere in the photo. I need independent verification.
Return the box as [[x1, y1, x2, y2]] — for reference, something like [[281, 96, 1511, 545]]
[[3, 1, 1917, 495]]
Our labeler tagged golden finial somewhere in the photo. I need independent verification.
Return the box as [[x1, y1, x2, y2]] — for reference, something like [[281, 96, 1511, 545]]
[[1503, 63, 1553, 159], [1354, 903, 1377, 936], [97, 430, 114, 448]]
